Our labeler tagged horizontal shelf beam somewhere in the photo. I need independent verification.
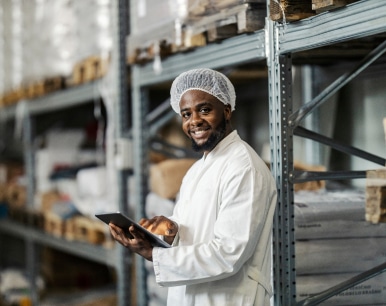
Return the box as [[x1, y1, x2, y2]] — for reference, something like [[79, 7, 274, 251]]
[[0, 219, 118, 267], [134, 30, 266, 87], [1, 81, 102, 120], [279, 0, 386, 54]]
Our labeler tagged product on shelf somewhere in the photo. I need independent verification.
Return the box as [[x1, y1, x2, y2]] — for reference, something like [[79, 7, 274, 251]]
[[365, 168, 386, 224], [269, 0, 315, 22], [128, 0, 266, 64], [149, 158, 197, 200], [312, 0, 358, 13]]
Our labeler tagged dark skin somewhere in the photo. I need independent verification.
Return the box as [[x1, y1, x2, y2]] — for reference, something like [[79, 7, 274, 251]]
[[109, 89, 233, 261]]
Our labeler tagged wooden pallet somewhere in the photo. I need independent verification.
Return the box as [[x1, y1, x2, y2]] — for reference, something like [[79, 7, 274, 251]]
[[65, 215, 113, 247], [189, 3, 266, 42], [25, 76, 65, 99], [5, 184, 27, 208], [312, 0, 358, 13], [270, 0, 315, 22], [8, 207, 45, 229], [128, 3, 265, 64], [67, 55, 110, 86], [44, 212, 67, 238], [0, 76, 65, 107], [0, 88, 24, 107]]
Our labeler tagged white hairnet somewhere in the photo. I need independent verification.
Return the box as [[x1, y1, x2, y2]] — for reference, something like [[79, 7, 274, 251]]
[[170, 68, 236, 114]]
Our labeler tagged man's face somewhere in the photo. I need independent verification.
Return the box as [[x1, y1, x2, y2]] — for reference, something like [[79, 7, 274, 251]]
[[179, 90, 232, 153]]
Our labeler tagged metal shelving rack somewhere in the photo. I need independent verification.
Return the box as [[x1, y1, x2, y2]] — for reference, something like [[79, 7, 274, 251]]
[[0, 0, 133, 305], [1, 0, 386, 305], [130, 0, 386, 305], [268, 1, 386, 305]]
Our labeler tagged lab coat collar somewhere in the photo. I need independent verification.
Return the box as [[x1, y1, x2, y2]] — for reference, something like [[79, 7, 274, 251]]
[[202, 130, 239, 162]]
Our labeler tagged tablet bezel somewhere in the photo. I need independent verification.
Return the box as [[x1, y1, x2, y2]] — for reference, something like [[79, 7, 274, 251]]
[[95, 211, 171, 248]]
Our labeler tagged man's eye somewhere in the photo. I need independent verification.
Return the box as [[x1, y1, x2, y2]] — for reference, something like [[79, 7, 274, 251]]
[[200, 108, 210, 113], [182, 112, 190, 118]]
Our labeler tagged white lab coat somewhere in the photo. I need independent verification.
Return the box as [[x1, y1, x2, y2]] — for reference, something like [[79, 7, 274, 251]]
[[153, 131, 277, 306]]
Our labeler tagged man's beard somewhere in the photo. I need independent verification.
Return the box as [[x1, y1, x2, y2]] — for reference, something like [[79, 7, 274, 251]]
[[191, 116, 227, 152]]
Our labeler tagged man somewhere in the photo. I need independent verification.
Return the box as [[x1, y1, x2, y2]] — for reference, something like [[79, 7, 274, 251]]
[[109, 68, 277, 305]]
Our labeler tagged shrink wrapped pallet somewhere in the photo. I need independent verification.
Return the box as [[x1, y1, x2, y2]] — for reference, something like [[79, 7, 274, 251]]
[[296, 237, 386, 275], [295, 190, 386, 303], [297, 272, 386, 305], [293, 190, 386, 240]]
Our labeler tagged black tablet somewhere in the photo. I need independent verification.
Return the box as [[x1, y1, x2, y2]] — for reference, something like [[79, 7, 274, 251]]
[[95, 211, 171, 248]]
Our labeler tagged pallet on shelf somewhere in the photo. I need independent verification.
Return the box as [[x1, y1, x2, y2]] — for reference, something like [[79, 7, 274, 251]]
[[25, 76, 65, 100], [67, 55, 109, 86], [0, 76, 65, 107], [128, 3, 265, 65], [0, 88, 24, 107], [312, 0, 358, 13], [44, 212, 67, 238], [189, 3, 266, 42], [68, 215, 112, 246], [269, 0, 315, 22]]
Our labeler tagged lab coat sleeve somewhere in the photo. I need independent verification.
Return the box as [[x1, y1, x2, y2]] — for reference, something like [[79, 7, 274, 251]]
[[152, 165, 272, 287]]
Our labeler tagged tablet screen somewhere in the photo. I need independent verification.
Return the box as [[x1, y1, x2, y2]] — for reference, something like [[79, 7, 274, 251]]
[[95, 212, 171, 248]]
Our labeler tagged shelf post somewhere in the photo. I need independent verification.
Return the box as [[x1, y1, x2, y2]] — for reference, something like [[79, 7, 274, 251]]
[[267, 18, 296, 305], [111, 0, 132, 305]]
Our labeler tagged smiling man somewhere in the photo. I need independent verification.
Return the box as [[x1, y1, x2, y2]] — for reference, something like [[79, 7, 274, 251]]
[[109, 68, 277, 306]]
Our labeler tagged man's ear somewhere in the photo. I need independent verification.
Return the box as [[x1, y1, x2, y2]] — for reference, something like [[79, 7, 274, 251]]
[[224, 104, 232, 121]]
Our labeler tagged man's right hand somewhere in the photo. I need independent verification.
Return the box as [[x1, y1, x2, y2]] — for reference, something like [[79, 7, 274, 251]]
[[139, 216, 178, 245]]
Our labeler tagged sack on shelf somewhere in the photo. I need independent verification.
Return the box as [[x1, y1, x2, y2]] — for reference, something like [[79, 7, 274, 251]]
[[149, 158, 197, 200]]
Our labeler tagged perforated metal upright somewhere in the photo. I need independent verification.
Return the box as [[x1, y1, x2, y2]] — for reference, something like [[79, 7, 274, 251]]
[[266, 1, 386, 305], [110, 1, 132, 305], [266, 17, 296, 305]]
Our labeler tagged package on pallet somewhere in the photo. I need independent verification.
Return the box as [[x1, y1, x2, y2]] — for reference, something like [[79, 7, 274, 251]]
[[25, 0, 77, 81], [0, 1, 15, 95], [294, 190, 386, 239], [72, 0, 112, 63], [296, 272, 386, 305], [295, 237, 386, 275], [128, 0, 266, 64]]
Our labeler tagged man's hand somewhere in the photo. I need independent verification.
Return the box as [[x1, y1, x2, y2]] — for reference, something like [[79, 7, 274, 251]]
[[139, 216, 178, 245], [109, 223, 154, 261]]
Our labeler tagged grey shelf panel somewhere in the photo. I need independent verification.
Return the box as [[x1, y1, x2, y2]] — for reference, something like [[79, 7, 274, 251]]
[[1, 81, 102, 120], [135, 30, 266, 86], [279, 0, 386, 54], [0, 219, 118, 267]]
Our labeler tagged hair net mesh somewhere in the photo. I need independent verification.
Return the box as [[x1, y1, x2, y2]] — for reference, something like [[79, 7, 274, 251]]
[[170, 68, 236, 114]]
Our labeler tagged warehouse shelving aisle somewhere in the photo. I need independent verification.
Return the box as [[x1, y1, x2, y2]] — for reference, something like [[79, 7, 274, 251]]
[[1, 0, 386, 305], [130, 0, 386, 305], [0, 0, 133, 305]]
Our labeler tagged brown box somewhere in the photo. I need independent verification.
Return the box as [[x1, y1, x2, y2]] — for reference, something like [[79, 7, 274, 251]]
[[150, 158, 197, 200]]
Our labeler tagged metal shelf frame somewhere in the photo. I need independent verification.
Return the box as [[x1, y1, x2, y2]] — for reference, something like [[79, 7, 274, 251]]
[[0, 220, 118, 266], [269, 1, 386, 305], [1, 0, 385, 305], [129, 1, 386, 305]]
